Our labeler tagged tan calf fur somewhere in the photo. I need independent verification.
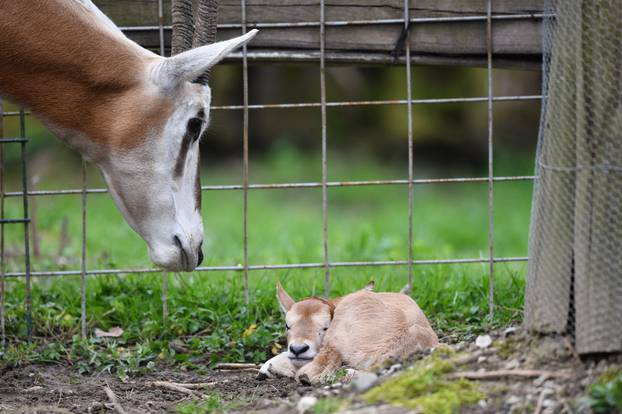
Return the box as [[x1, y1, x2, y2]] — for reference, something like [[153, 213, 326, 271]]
[[259, 282, 438, 384]]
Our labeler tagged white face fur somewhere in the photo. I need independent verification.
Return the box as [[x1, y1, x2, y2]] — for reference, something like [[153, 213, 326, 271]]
[[277, 283, 332, 365], [22, 1, 258, 272], [99, 84, 210, 271], [52, 7, 257, 270], [96, 32, 258, 271]]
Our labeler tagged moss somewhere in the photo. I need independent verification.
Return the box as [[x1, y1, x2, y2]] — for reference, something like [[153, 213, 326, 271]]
[[493, 337, 519, 359], [363, 348, 484, 414], [433, 344, 456, 357], [598, 368, 622, 384], [313, 398, 347, 414]]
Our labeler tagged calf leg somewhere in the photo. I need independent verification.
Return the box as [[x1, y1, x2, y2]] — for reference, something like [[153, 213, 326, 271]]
[[257, 352, 299, 380], [296, 345, 343, 385], [408, 324, 439, 350]]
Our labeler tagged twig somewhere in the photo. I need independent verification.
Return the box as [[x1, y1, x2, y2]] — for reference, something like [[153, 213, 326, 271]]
[[214, 362, 258, 370], [104, 386, 126, 414], [563, 337, 581, 363], [150, 381, 198, 396], [534, 388, 553, 414], [447, 369, 573, 381], [152, 381, 220, 389], [231, 367, 259, 373], [452, 350, 484, 366], [24, 407, 72, 414]]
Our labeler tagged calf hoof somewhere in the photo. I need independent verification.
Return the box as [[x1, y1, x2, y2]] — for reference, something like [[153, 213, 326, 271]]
[[297, 373, 312, 386]]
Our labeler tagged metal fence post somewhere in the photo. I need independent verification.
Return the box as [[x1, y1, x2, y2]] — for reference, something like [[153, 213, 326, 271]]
[[241, 0, 251, 305], [403, 0, 415, 290], [320, 0, 330, 299], [0, 100, 5, 349], [19, 109, 32, 341], [486, 0, 496, 319]]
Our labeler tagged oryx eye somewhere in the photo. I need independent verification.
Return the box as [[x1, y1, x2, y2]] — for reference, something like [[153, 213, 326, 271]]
[[187, 118, 203, 142]]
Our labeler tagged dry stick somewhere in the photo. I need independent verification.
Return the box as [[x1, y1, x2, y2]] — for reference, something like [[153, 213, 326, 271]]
[[227, 367, 259, 373], [447, 369, 572, 381], [534, 388, 553, 414], [214, 362, 258, 370], [104, 386, 127, 414], [452, 350, 486, 366], [151, 381, 198, 397], [563, 337, 581, 363], [152, 381, 220, 389]]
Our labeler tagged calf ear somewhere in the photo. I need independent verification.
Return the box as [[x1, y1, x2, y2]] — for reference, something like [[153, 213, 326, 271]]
[[363, 280, 375, 291], [276, 282, 295, 314], [154, 29, 258, 91]]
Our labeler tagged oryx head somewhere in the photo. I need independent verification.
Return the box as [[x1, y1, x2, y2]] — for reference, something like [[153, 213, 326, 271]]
[[87, 31, 257, 272], [1, 0, 258, 272]]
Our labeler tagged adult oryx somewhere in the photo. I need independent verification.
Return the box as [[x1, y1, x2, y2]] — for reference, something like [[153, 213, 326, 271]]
[[0, 0, 257, 271]]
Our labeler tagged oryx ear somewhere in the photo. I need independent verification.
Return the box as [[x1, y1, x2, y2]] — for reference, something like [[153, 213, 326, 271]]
[[154, 29, 258, 91], [276, 282, 295, 314]]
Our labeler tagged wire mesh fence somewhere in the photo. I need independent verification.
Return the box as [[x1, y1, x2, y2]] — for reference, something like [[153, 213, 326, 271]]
[[0, 0, 542, 343], [526, 0, 622, 354]]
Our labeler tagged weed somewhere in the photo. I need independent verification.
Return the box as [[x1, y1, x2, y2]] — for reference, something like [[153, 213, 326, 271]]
[[579, 370, 622, 413]]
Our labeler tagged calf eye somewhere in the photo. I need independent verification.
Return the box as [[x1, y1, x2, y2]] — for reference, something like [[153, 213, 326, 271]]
[[285, 323, 290, 330]]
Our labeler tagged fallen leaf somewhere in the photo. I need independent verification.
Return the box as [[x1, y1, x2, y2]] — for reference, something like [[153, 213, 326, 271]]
[[475, 334, 492, 349], [271, 342, 282, 355], [94, 326, 124, 338], [243, 324, 257, 338]]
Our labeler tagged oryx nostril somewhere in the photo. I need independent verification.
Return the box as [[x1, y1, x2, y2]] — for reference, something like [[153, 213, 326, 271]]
[[173, 235, 183, 249], [289, 344, 310, 356], [173, 235, 189, 269], [197, 246, 204, 267]]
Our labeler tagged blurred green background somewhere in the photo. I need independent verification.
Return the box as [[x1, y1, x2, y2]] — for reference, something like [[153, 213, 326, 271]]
[[0, 63, 540, 367]]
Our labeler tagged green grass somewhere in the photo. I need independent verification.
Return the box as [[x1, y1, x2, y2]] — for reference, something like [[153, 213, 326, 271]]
[[0, 150, 532, 377]]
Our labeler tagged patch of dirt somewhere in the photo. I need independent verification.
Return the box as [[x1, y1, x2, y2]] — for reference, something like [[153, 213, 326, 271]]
[[0, 364, 299, 413], [1, 330, 620, 413]]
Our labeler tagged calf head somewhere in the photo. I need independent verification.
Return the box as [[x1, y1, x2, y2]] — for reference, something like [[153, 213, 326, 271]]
[[276, 283, 334, 366]]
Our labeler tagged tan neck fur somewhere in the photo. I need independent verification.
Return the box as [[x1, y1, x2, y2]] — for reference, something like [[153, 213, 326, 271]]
[[0, 0, 169, 149]]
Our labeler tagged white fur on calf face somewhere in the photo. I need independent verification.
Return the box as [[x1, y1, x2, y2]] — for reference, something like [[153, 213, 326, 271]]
[[277, 283, 332, 364]]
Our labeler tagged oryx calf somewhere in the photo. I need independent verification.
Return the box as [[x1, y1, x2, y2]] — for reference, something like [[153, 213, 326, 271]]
[[258, 282, 439, 384]]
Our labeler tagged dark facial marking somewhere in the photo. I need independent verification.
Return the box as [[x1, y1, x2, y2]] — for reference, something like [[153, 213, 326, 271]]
[[194, 156, 202, 211], [174, 116, 202, 177]]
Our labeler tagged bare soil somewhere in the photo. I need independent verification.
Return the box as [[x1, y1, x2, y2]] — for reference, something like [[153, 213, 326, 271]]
[[1, 330, 620, 413], [0, 365, 298, 413]]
